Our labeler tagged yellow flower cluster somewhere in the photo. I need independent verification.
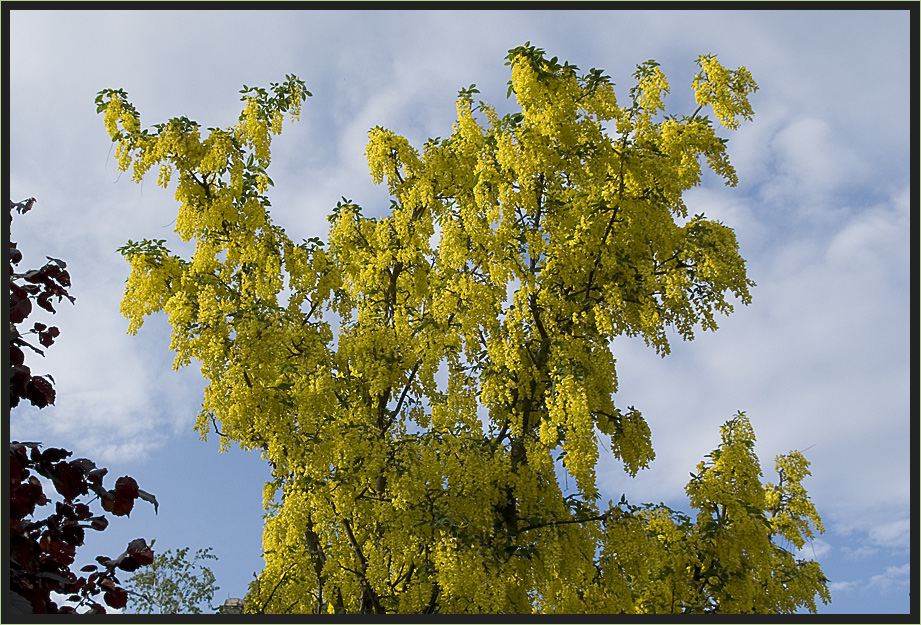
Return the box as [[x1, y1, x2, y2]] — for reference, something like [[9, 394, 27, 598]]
[[120, 254, 185, 334], [692, 55, 759, 130]]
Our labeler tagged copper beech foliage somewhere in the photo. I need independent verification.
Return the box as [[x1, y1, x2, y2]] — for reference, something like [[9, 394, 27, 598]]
[[9, 198, 72, 409], [8, 199, 157, 614], [98, 45, 829, 613]]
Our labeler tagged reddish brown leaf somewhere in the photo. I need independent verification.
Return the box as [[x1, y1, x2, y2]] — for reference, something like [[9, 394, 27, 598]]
[[11, 344, 25, 366], [36, 292, 56, 314], [10, 284, 32, 324], [26, 375, 55, 408], [114, 476, 139, 499], [10, 535, 35, 568], [12, 364, 31, 399], [46, 539, 76, 566], [50, 462, 87, 500], [127, 538, 154, 565], [12, 475, 48, 519], [114, 555, 141, 572], [137, 488, 159, 514], [62, 525, 85, 546], [99, 492, 116, 514], [69, 458, 96, 473], [56, 501, 76, 519], [22, 268, 45, 283], [85, 602, 106, 614], [87, 467, 107, 484], [41, 448, 71, 464], [104, 587, 128, 610], [110, 496, 135, 517], [10, 451, 26, 480]]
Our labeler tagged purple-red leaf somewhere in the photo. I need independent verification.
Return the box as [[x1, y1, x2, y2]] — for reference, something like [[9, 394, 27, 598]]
[[137, 488, 159, 515], [11, 364, 31, 400], [110, 496, 135, 517], [104, 587, 128, 610], [62, 525, 85, 546], [87, 467, 108, 485], [100, 490, 135, 517], [36, 292, 56, 314], [69, 458, 96, 474], [10, 286, 32, 324], [41, 448, 72, 464], [114, 476, 139, 499], [38, 330, 57, 347], [85, 602, 107, 614], [23, 268, 46, 283], [26, 376, 55, 408], [50, 462, 87, 500]]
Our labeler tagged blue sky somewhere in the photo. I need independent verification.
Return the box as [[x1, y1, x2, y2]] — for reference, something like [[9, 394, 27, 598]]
[[7, 8, 912, 615]]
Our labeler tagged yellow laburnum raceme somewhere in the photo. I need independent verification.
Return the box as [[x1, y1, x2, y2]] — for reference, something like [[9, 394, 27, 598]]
[[99, 46, 827, 614]]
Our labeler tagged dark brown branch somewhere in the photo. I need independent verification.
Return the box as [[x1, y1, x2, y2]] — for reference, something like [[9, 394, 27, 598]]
[[492, 421, 510, 448], [208, 413, 227, 438], [422, 583, 440, 614], [256, 562, 296, 613], [388, 361, 421, 429], [376, 387, 392, 433], [342, 518, 384, 613]]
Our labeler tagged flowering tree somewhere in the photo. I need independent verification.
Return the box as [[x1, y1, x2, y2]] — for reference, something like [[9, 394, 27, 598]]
[[97, 44, 829, 613]]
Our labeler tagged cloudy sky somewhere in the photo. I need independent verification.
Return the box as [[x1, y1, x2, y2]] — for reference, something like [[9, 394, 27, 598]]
[[7, 9, 911, 615]]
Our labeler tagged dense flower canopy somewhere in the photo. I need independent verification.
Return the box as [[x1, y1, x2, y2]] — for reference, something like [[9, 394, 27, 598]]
[[98, 44, 828, 613]]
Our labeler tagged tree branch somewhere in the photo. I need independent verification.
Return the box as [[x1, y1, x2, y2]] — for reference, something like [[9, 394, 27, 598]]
[[342, 518, 384, 613]]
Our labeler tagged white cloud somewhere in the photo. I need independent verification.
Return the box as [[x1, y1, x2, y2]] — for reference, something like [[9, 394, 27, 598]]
[[829, 579, 860, 593], [839, 545, 879, 561], [867, 519, 911, 551], [770, 117, 863, 200], [832, 513, 910, 558], [866, 563, 911, 593], [797, 537, 833, 561], [827, 563, 910, 603]]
